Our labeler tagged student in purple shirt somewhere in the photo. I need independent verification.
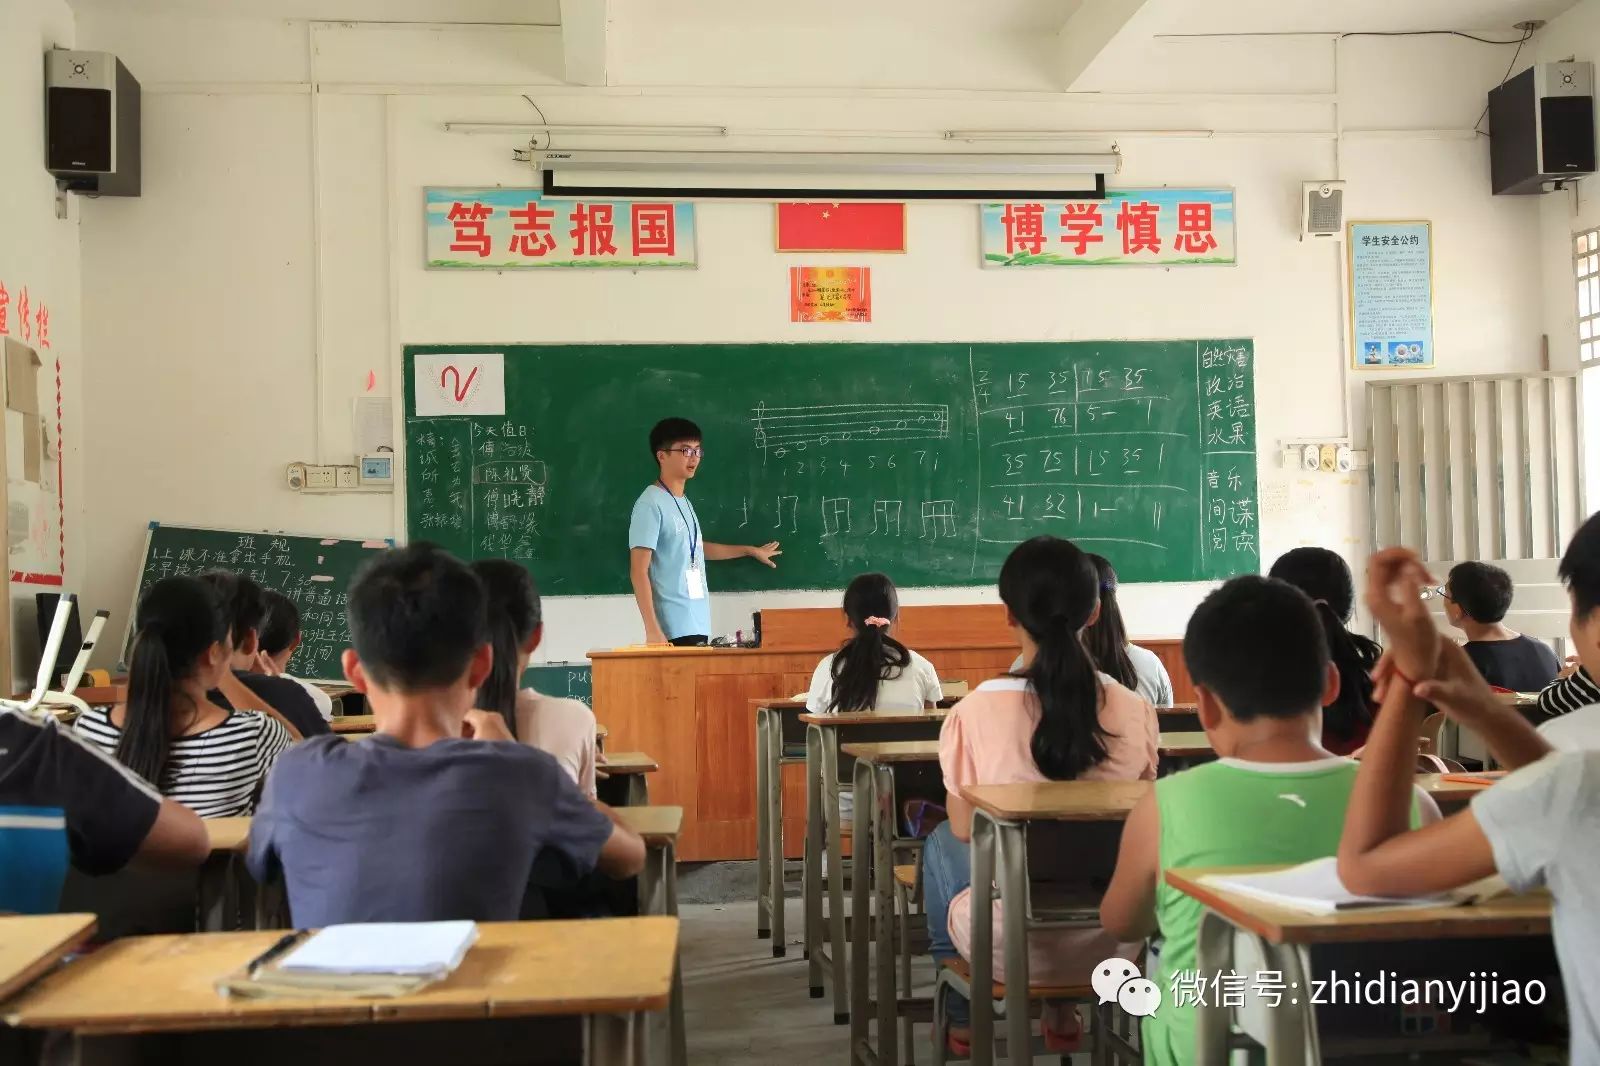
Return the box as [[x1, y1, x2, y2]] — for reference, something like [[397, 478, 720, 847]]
[[247, 543, 645, 927]]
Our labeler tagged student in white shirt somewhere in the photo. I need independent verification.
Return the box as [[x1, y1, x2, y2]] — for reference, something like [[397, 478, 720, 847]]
[[473, 559, 598, 797], [1080, 553, 1174, 705], [806, 572, 941, 714], [255, 590, 335, 722]]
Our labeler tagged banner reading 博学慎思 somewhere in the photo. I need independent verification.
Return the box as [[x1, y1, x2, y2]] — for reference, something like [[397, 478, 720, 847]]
[[980, 189, 1236, 267]]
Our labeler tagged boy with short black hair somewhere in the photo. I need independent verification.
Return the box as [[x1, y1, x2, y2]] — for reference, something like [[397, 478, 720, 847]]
[[628, 417, 781, 646], [196, 570, 328, 738], [1444, 560, 1561, 691], [1342, 529, 1600, 1065], [247, 543, 644, 926], [1099, 575, 1438, 1066]]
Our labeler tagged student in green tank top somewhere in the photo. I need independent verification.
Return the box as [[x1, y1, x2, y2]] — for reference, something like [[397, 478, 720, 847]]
[[1099, 575, 1439, 1066]]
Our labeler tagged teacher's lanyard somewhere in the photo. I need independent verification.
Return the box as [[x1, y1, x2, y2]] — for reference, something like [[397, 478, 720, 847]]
[[659, 480, 699, 567]]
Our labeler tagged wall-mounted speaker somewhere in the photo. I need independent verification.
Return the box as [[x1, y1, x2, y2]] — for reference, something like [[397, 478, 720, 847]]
[[1489, 61, 1596, 195], [45, 49, 140, 197], [1301, 180, 1345, 241]]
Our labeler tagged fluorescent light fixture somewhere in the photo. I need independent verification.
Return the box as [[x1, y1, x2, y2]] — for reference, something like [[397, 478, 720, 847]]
[[444, 122, 727, 137], [526, 148, 1119, 201], [946, 129, 1210, 141]]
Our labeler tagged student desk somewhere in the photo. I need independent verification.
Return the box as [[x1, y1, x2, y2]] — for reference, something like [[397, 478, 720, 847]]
[[199, 817, 252, 932], [597, 751, 659, 807], [959, 780, 1151, 1066], [590, 604, 1193, 862], [752, 697, 808, 951], [1159, 730, 1216, 774], [803, 709, 949, 1022], [844, 739, 942, 1066], [0, 914, 96, 1004], [329, 714, 376, 734], [752, 696, 957, 953], [2, 918, 680, 1066], [1166, 865, 1553, 1066], [614, 806, 686, 1066]]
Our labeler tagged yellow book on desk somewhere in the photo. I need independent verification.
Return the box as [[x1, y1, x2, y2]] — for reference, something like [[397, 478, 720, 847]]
[[217, 921, 478, 1000]]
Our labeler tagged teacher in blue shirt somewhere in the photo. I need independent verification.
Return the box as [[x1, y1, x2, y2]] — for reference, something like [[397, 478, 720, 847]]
[[629, 417, 782, 646]]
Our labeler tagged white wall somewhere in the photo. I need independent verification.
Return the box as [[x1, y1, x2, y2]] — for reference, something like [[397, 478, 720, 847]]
[[74, 14, 1546, 662], [0, 0, 84, 679], [1538, 0, 1600, 371]]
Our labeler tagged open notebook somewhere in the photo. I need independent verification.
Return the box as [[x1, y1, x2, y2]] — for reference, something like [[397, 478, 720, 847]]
[[217, 921, 478, 999], [1202, 858, 1504, 915]]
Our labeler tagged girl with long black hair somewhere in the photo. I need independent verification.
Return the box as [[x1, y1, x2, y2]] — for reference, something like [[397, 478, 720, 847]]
[[804, 572, 941, 713], [472, 559, 598, 797], [922, 537, 1156, 1054], [1081, 553, 1175, 705], [1268, 547, 1383, 755], [73, 576, 293, 817]]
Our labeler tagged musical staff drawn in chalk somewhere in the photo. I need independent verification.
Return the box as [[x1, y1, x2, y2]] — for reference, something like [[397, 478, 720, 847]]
[[752, 401, 949, 455]]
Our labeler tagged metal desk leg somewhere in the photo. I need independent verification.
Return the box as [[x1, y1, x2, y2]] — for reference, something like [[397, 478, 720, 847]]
[[1193, 909, 1234, 1065], [197, 853, 233, 932], [996, 821, 1032, 1066], [587, 1012, 639, 1066], [849, 759, 874, 1058], [769, 710, 786, 956], [755, 707, 772, 941], [872, 763, 898, 1066], [821, 730, 849, 1024], [627, 774, 650, 806], [1264, 938, 1318, 1066], [805, 724, 825, 996], [969, 811, 998, 1066]]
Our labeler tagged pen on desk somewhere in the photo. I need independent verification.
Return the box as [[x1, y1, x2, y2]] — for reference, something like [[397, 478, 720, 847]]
[[247, 930, 307, 976]]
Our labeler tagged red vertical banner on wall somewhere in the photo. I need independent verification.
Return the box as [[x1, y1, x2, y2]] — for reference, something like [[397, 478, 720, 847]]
[[776, 203, 905, 253]]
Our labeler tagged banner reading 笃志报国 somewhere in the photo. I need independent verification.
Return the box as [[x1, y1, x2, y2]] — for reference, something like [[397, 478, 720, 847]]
[[425, 188, 696, 269]]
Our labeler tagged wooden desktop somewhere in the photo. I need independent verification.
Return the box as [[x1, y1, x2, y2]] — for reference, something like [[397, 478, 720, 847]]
[[590, 604, 1190, 861]]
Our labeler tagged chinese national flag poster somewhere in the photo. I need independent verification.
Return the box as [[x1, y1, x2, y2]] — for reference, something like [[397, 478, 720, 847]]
[[790, 267, 872, 323], [776, 203, 905, 253]]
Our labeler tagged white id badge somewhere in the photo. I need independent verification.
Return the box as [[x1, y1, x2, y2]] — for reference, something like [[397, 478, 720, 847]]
[[686, 565, 706, 600]]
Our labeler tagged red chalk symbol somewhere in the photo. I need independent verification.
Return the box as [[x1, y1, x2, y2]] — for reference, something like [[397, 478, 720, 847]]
[[439, 365, 479, 404]]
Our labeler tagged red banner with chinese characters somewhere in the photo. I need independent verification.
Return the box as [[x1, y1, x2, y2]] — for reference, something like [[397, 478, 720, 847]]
[[980, 189, 1235, 267], [425, 188, 696, 268], [789, 267, 872, 323], [776, 203, 906, 253]]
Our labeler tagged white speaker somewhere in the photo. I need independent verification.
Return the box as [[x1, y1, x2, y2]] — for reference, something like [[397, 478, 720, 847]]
[[1300, 180, 1345, 241]]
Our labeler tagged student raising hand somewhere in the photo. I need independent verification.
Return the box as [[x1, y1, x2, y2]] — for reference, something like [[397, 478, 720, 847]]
[[1363, 547, 1441, 684]]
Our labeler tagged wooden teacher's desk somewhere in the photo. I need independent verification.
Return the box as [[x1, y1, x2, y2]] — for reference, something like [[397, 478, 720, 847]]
[[589, 604, 1190, 861]]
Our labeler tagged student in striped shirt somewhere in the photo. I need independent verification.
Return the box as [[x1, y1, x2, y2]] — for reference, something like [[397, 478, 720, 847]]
[[74, 576, 293, 818]]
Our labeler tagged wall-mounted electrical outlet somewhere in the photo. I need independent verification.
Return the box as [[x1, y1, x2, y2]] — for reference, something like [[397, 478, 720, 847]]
[[334, 466, 358, 489], [303, 465, 336, 490]]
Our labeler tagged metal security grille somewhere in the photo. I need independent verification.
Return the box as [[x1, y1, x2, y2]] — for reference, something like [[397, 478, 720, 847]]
[[1367, 374, 1583, 642]]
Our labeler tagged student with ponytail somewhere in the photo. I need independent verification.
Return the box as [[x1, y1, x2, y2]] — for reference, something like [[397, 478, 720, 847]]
[[922, 537, 1157, 1054], [1081, 553, 1175, 705], [1268, 547, 1383, 755], [74, 576, 294, 818], [472, 559, 598, 797], [805, 572, 941, 714]]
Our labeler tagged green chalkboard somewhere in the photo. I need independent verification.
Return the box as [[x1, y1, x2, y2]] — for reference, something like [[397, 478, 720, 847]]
[[522, 662, 593, 708], [403, 341, 1259, 592], [126, 523, 394, 681]]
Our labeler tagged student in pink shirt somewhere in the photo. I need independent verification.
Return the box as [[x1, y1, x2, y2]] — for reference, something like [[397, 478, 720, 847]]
[[472, 559, 597, 798], [922, 535, 1158, 1055]]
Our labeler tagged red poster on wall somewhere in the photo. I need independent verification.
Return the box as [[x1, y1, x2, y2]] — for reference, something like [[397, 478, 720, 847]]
[[776, 203, 905, 253], [789, 267, 872, 323]]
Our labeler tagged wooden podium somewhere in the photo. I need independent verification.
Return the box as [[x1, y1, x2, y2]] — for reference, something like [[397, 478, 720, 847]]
[[589, 605, 1189, 861]]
